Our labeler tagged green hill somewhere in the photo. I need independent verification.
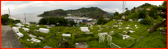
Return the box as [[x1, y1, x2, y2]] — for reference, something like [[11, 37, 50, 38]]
[[114, 2, 166, 21], [38, 7, 113, 19]]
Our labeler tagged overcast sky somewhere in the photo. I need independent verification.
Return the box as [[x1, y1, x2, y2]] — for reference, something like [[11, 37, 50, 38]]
[[1, 1, 164, 14], [1, 1, 164, 22]]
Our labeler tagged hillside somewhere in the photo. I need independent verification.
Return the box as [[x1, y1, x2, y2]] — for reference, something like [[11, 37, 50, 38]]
[[113, 2, 166, 21], [38, 7, 113, 19]]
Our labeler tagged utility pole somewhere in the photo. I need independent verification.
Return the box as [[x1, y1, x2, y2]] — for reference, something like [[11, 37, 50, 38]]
[[8, 8, 11, 23], [24, 13, 26, 23], [122, 1, 124, 13]]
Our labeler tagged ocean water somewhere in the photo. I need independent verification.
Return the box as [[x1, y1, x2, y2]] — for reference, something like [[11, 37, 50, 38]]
[[9, 13, 43, 23]]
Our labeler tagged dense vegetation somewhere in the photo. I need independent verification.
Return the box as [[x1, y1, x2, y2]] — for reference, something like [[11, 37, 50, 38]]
[[111, 1, 167, 25], [1, 14, 21, 25], [38, 17, 76, 26], [113, 2, 166, 19], [97, 16, 108, 25]]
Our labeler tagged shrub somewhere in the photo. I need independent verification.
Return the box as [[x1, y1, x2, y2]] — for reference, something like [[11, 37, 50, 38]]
[[38, 17, 75, 26], [140, 19, 152, 25]]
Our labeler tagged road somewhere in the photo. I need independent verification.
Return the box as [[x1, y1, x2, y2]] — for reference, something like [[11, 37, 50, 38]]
[[1, 26, 24, 48]]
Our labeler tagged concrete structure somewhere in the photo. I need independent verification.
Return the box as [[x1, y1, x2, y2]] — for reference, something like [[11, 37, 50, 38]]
[[1, 26, 24, 48]]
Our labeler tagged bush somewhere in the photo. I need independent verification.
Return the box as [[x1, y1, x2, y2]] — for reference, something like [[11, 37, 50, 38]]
[[97, 17, 108, 25], [38, 17, 68, 26], [140, 19, 152, 25]]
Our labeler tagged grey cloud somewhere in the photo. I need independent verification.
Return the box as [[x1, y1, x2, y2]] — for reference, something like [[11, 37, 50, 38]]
[[2, 1, 32, 5], [1, 1, 164, 15], [1, 1, 164, 23]]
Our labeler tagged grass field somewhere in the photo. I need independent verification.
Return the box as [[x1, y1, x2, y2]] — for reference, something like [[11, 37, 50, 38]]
[[12, 20, 167, 48]]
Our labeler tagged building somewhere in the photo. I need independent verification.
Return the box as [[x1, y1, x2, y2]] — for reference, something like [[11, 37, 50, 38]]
[[146, 8, 150, 11], [67, 14, 72, 17], [64, 17, 93, 24], [121, 15, 126, 19]]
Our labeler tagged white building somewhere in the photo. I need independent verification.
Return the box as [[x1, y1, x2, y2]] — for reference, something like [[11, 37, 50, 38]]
[[64, 17, 92, 24]]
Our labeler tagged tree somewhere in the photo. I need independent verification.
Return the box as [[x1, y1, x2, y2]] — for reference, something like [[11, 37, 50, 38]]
[[141, 3, 151, 7], [157, 1, 167, 18], [150, 20, 167, 33], [1, 14, 9, 25], [13, 20, 21, 23], [149, 1, 167, 33], [38, 17, 48, 25], [38, 17, 68, 26], [29, 22, 36, 24], [149, 6, 158, 19], [130, 7, 136, 13], [114, 12, 119, 16], [58, 17, 68, 26], [162, 1, 167, 7], [139, 10, 146, 18], [68, 21, 76, 26], [97, 16, 108, 25], [124, 8, 130, 16]]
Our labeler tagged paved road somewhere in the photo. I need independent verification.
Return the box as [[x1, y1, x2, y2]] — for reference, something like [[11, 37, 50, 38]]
[[1, 26, 24, 48]]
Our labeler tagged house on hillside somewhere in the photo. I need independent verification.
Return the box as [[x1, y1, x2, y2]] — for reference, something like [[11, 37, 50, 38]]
[[146, 8, 150, 11], [121, 15, 126, 19], [158, 12, 166, 14], [67, 14, 72, 17], [135, 7, 144, 12]]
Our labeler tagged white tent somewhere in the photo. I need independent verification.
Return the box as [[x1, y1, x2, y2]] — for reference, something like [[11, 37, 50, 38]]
[[80, 27, 90, 32], [39, 28, 49, 33]]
